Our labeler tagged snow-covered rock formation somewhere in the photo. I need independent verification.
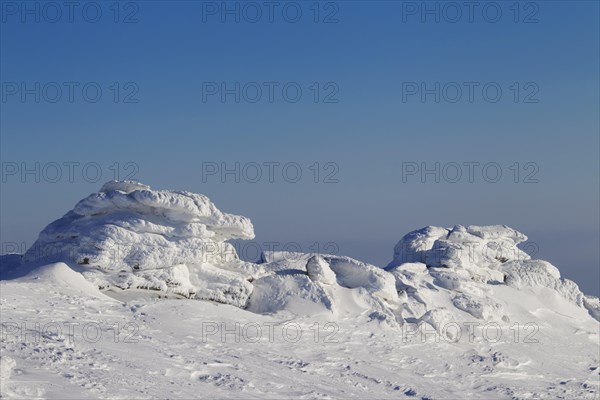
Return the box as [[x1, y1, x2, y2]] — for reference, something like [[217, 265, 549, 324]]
[[11, 182, 600, 327], [387, 225, 530, 272], [386, 225, 600, 326], [21, 181, 261, 307]]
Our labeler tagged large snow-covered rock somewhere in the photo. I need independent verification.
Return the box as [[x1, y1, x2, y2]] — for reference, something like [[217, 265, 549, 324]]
[[21, 181, 260, 307]]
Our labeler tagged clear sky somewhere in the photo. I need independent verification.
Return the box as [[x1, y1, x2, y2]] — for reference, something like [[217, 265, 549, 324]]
[[1, 1, 598, 295]]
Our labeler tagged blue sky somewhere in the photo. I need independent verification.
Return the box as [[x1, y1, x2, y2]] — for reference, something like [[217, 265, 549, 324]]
[[1, 1, 599, 295]]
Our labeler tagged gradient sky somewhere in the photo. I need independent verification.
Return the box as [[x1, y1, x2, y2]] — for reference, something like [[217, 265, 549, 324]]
[[1, 1, 599, 295]]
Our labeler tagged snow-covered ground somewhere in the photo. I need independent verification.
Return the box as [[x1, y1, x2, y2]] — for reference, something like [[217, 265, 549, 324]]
[[1, 182, 598, 399]]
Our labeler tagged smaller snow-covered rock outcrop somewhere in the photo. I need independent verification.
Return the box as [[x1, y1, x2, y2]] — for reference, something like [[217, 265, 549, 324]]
[[388, 225, 600, 324], [387, 225, 530, 273]]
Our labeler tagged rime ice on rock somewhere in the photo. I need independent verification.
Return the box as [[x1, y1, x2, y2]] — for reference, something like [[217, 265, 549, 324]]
[[387, 225, 530, 271], [23, 181, 259, 307], [387, 225, 600, 323]]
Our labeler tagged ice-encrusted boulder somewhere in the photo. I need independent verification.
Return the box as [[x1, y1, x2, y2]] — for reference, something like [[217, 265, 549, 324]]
[[387, 225, 530, 272], [387, 225, 600, 323], [388, 226, 450, 266], [21, 181, 261, 307]]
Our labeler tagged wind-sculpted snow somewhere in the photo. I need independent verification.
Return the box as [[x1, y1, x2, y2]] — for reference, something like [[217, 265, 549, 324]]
[[248, 252, 402, 323], [306, 255, 337, 285]]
